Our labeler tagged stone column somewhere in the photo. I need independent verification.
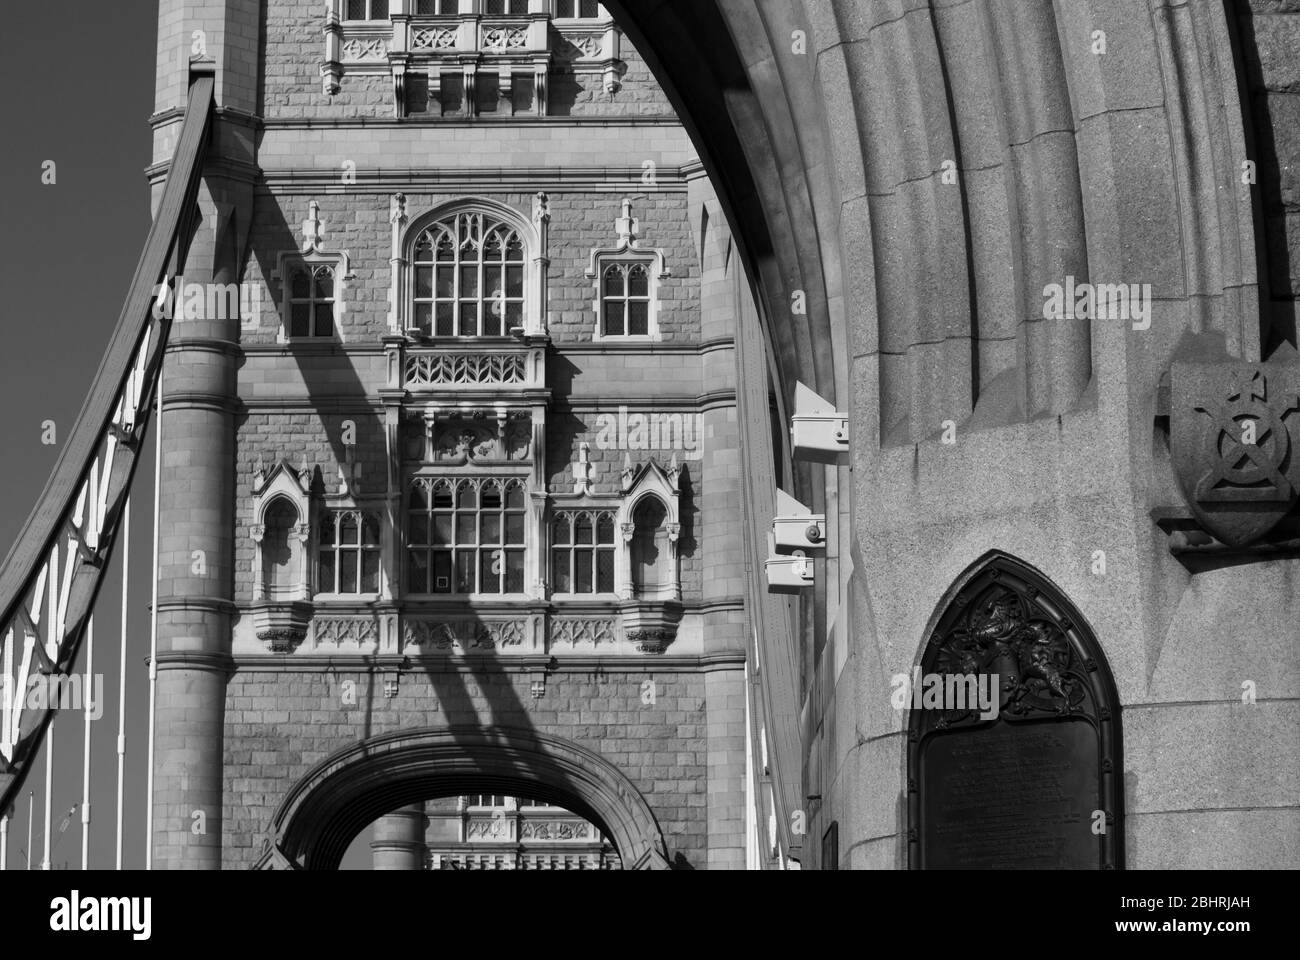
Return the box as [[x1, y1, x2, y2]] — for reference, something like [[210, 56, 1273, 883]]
[[150, 0, 260, 869], [371, 804, 428, 870]]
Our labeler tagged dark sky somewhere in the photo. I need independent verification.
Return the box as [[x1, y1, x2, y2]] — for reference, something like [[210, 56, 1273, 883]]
[[0, 2, 160, 870]]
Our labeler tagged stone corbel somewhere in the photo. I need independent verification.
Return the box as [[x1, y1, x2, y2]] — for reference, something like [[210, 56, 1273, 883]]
[[533, 63, 548, 117], [321, 2, 343, 95], [392, 56, 410, 119], [498, 66, 514, 115], [428, 69, 444, 117], [462, 61, 478, 117]]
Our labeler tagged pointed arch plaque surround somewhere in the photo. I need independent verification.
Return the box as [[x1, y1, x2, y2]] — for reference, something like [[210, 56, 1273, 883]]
[[907, 554, 1124, 869]]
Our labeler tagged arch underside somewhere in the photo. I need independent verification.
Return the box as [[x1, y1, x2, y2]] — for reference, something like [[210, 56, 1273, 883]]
[[256, 727, 671, 870]]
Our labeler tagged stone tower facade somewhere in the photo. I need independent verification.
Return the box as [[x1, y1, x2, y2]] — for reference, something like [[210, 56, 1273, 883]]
[[150, 0, 751, 869]]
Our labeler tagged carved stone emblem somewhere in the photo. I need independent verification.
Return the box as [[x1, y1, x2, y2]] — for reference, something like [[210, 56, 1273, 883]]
[[1171, 361, 1300, 546]]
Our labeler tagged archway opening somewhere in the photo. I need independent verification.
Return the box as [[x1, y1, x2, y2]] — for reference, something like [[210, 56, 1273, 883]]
[[256, 727, 669, 871]]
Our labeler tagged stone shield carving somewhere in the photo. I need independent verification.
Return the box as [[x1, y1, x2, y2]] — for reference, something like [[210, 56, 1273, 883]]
[[1171, 362, 1300, 546]]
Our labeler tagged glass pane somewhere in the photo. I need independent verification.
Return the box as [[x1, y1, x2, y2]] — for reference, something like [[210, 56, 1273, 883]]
[[347, 0, 367, 20], [504, 302, 522, 332], [361, 551, 379, 593], [372, 0, 389, 18], [318, 551, 336, 593], [455, 513, 476, 545], [313, 305, 334, 338], [408, 550, 428, 593], [456, 482, 478, 509], [603, 265, 623, 297], [415, 266, 433, 299], [485, 0, 504, 13], [340, 550, 358, 593], [604, 302, 624, 337], [414, 302, 433, 335], [455, 552, 474, 592], [575, 513, 593, 544], [596, 548, 614, 592], [597, 513, 614, 544], [505, 551, 524, 593], [510, 0, 528, 13], [505, 511, 524, 544], [580, 0, 600, 16], [505, 235, 524, 262], [436, 266, 454, 299], [482, 309, 502, 338], [551, 516, 569, 545], [435, 234, 454, 261], [459, 264, 479, 298], [484, 265, 503, 300], [481, 512, 501, 544], [556, 0, 574, 17], [433, 551, 451, 592], [459, 301, 478, 337], [435, 302, 454, 336], [362, 514, 380, 545], [552, 552, 571, 593], [409, 483, 427, 509], [506, 266, 523, 298], [438, 0, 456, 13], [291, 269, 310, 298], [433, 513, 453, 545], [628, 265, 648, 297], [320, 514, 336, 545], [480, 483, 502, 509], [575, 550, 593, 593], [414, 232, 434, 261], [314, 268, 334, 299], [505, 482, 525, 509], [480, 551, 500, 594], [290, 302, 311, 338], [628, 300, 649, 336], [433, 483, 454, 509], [340, 512, 359, 544]]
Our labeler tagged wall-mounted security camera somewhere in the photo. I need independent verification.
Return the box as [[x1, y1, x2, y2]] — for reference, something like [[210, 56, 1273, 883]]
[[791, 381, 848, 463], [765, 532, 814, 594], [772, 489, 826, 554]]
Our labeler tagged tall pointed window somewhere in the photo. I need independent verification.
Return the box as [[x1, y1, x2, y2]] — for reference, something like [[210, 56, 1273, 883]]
[[411, 212, 525, 337]]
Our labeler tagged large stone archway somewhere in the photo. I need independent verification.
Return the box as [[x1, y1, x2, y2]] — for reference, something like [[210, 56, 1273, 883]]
[[254, 727, 671, 870]]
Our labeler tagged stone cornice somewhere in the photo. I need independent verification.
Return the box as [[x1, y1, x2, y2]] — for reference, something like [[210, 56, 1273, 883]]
[[228, 652, 745, 673]]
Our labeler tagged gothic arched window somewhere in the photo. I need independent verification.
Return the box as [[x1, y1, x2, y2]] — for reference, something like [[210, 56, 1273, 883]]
[[410, 212, 526, 337]]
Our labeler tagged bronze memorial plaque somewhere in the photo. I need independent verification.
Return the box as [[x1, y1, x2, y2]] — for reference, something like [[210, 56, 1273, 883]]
[[919, 719, 1099, 868], [907, 557, 1123, 869]]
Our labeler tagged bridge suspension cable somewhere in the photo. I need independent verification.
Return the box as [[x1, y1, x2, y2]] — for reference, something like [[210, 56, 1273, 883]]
[[0, 72, 214, 857]]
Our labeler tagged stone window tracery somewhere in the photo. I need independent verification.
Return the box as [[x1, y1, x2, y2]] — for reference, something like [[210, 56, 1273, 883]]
[[317, 509, 382, 595], [551, 510, 616, 594], [408, 477, 528, 594]]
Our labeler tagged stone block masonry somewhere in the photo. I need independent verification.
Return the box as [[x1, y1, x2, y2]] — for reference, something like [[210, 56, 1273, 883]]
[[221, 663, 744, 868]]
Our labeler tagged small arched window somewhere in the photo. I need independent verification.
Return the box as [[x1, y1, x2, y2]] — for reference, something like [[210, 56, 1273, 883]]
[[287, 264, 336, 338], [411, 212, 526, 337], [601, 263, 650, 337], [262, 499, 300, 600]]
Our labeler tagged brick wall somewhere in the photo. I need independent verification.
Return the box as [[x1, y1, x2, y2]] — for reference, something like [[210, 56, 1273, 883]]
[[221, 665, 738, 868]]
